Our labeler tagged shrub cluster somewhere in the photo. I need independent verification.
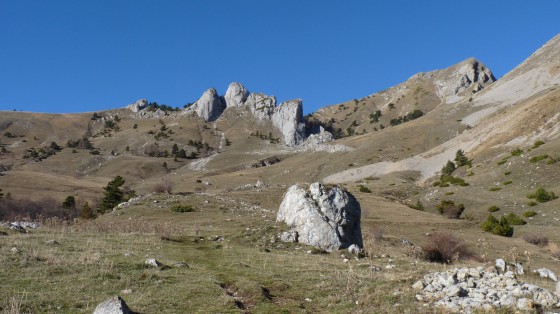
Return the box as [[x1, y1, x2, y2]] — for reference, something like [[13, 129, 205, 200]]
[[436, 200, 465, 219], [527, 187, 558, 203], [521, 233, 549, 246], [481, 215, 513, 237], [171, 205, 195, 213], [421, 232, 473, 264]]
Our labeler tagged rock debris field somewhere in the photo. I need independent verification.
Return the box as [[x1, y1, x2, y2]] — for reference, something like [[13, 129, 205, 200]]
[[413, 259, 560, 312]]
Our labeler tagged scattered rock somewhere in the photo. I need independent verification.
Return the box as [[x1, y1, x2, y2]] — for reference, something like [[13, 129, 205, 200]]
[[495, 258, 506, 273], [347, 244, 361, 254], [144, 258, 163, 268], [11, 247, 19, 254], [276, 182, 362, 252], [121, 289, 132, 295], [174, 262, 189, 268], [535, 268, 558, 282], [414, 263, 560, 312], [93, 296, 133, 314], [516, 298, 534, 311], [279, 230, 298, 243], [45, 240, 59, 245]]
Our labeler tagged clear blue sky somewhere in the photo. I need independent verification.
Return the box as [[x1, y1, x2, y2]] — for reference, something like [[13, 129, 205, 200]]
[[1, 1, 558, 114]]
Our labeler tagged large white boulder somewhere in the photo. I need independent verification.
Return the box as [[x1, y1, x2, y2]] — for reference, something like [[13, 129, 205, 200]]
[[277, 182, 362, 252]]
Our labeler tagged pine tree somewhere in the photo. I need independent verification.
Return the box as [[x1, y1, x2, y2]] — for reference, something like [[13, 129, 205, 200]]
[[441, 160, 456, 176], [80, 202, 96, 219], [99, 176, 126, 213], [172, 143, 179, 156], [0, 188, 3, 200], [177, 149, 187, 159], [454, 150, 469, 167], [62, 196, 76, 209]]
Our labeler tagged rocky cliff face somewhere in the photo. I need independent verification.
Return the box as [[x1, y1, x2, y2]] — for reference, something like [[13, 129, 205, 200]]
[[190, 88, 226, 122], [276, 182, 363, 252], [271, 99, 306, 147], [126, 99, 148, 112], [224, 82, 249, 108], [433, 58, 496, 103], [185, 82, 305, 146]]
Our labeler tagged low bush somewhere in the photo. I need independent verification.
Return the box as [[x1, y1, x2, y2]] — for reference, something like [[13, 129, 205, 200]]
[[409, 200, 424, 211], [170, 205, 195, 213], [502, 180, 513, 185], [440, 175, 469, 186], [358, 185, 371, 193], [504, 171, 512, 175], [511, 148, 523, 156], [488, 187, 502, 191], [505, 213, 526, 225], [527, 201, 537, 206], [529, 155, 549, 163], [523, 211, 537, 218], [532, 140, 545, 149], [421, 232, 473, 264], [436, 200, 465, 219], [481, 215, 513, 237], [487, 206, 500, 212], [521, 233, 549, 246], [527, 187, 558, 203]]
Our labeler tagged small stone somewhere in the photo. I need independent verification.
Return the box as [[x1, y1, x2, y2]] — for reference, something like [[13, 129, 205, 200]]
[[535, 268, 558, 282], [447, 285, 466, 297], [45, 240, 60, 245], [121, 289, 132, 295], [412, 280, 425, 291], [495, 258, 506, 273], [174, 262, 189, 268], [144, 258, 162, 268], [515, 263, 524, 275], [347, 244, 361, 254], [279, 230, 298, 243], [304, 298, 312, 302], [385, 264, 395, 270], [343, 258, 349, 263], [93, 296, 133, 314], [10, 247, 19, 254], [516, 298, 533, 310]]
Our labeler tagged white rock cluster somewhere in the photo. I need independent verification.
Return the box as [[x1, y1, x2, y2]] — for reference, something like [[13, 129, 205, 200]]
[[185, 82, 306, 146], [298, 127, 354, 153], [126, 99, 148, 113], [433, 58, 496, 103], [413, 263, 560, 312], [276, 182, 362, 252]]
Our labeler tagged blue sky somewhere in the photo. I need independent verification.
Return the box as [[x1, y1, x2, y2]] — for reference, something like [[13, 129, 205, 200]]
[[0, 1, 558, 114]]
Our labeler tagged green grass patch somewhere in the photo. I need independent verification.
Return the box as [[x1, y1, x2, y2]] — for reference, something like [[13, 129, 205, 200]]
[[532, 140, 545, 149], [523, 211, 538, 218], [487, 206, 500, 212], [505, 213, 526, 225], [529, 155, 549, 163], [502, 180, 512, 185], [511, 148, 523, 156], [504, 171, 511, 176], [488, 187, 502, 192], [358, 185, 371, 193]]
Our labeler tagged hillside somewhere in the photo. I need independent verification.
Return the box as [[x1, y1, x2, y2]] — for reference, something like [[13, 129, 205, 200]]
[[1, 34, 560, 313]]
